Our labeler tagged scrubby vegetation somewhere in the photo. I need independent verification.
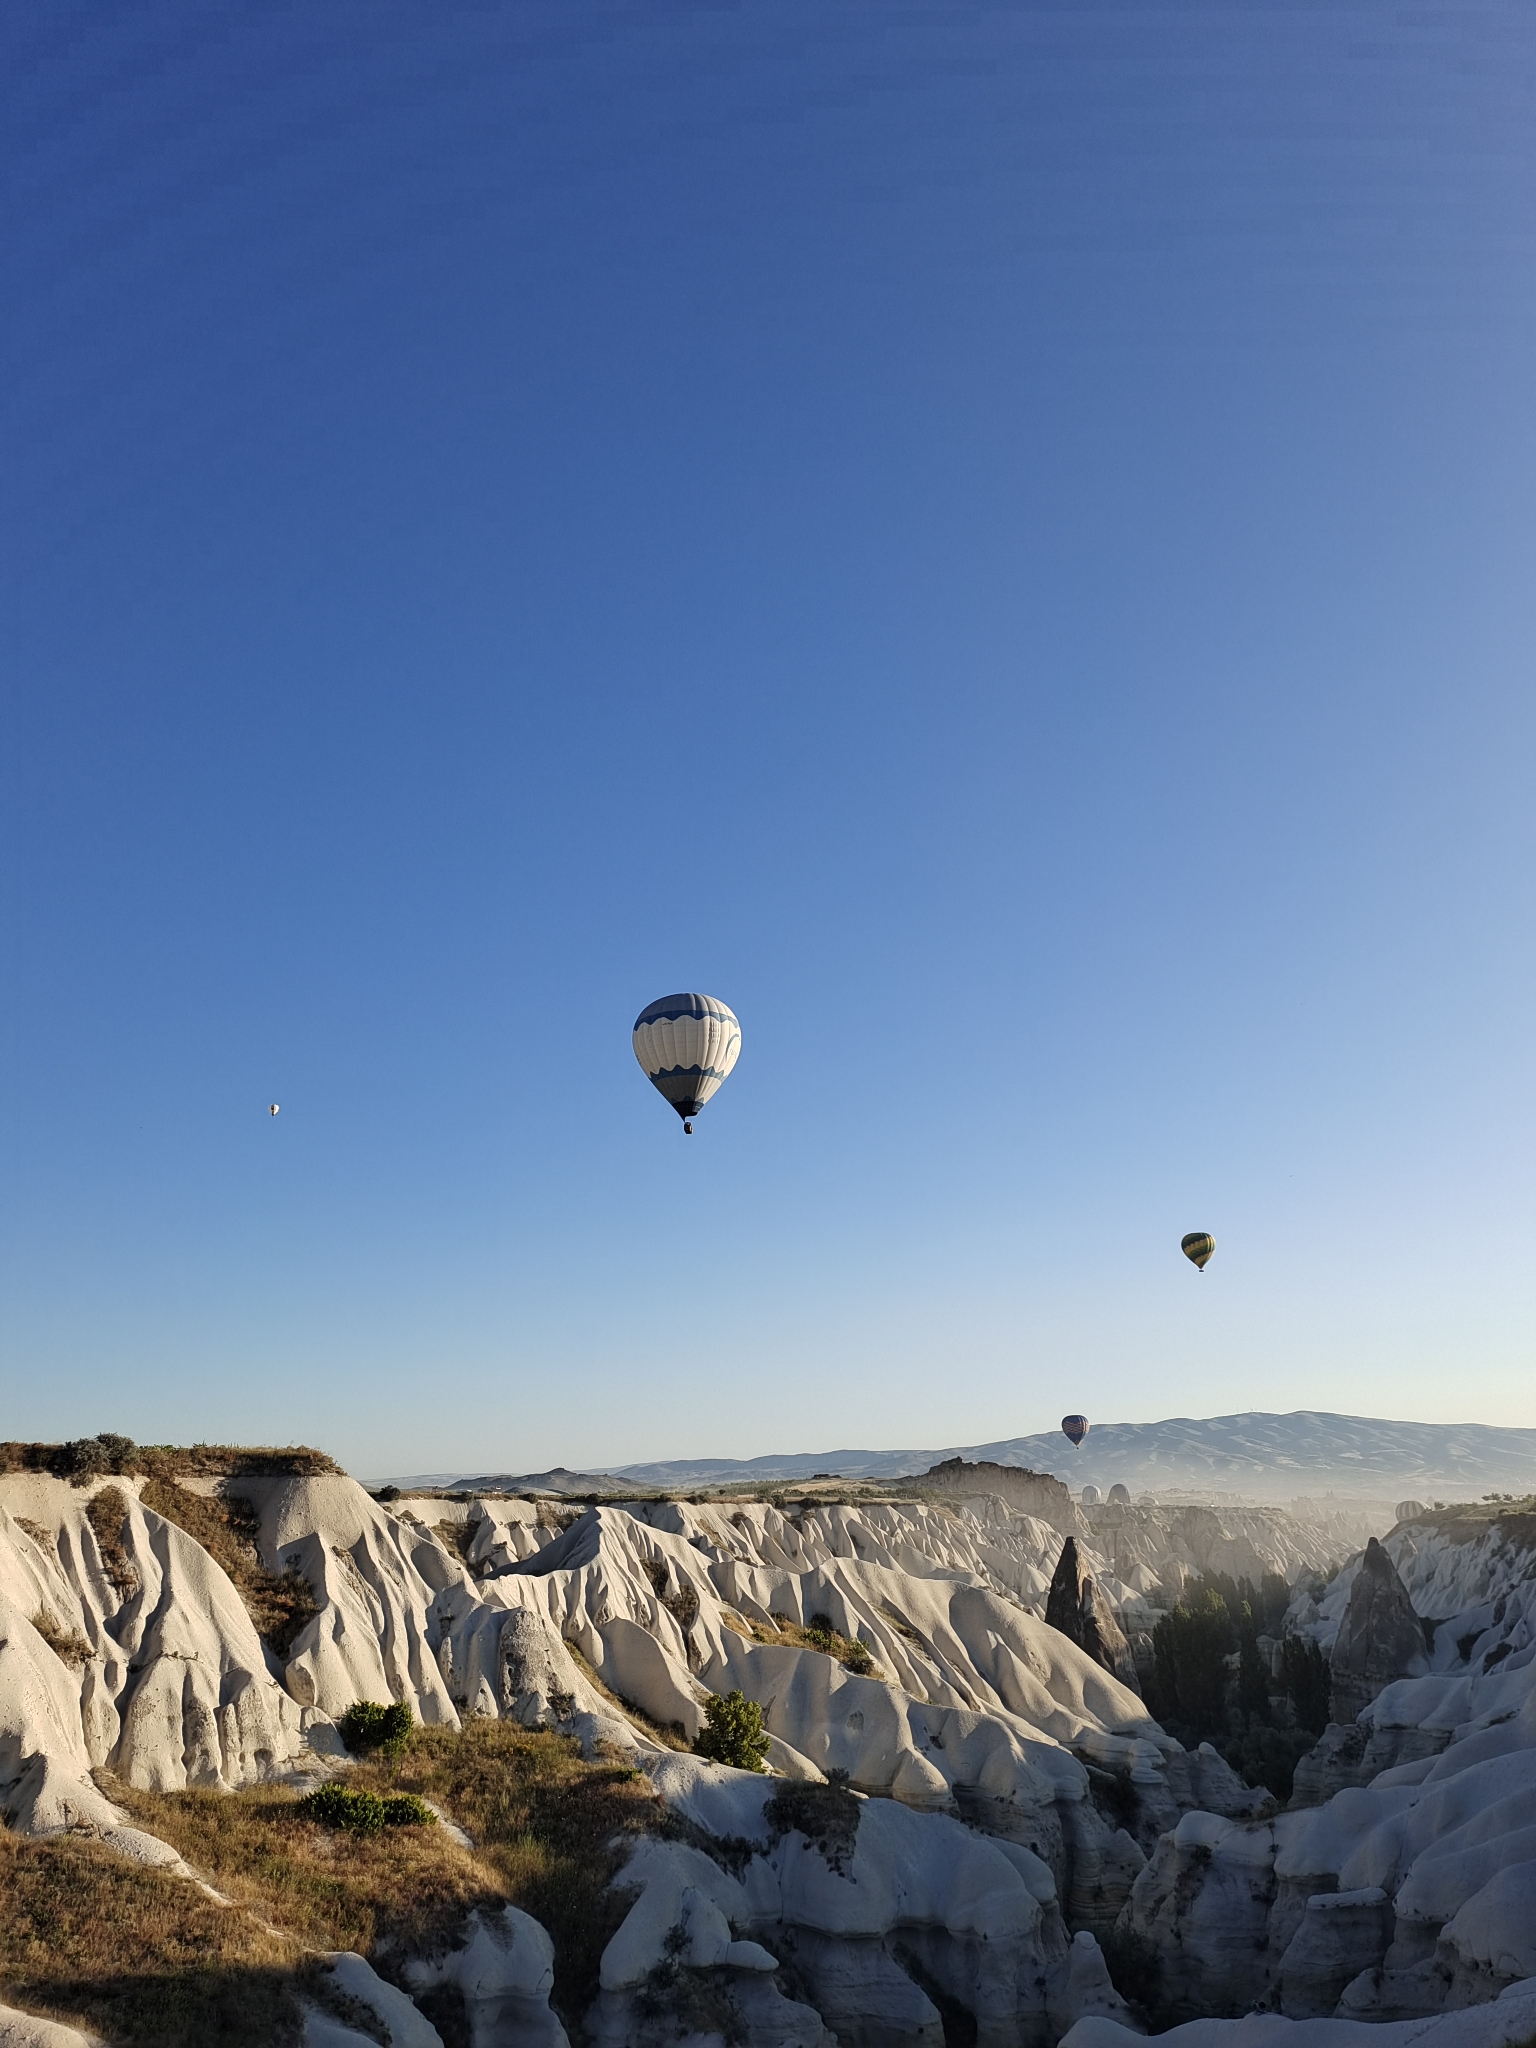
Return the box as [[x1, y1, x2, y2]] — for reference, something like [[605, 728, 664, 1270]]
[[730, 1608, 884, 1678], [138, 1476, 319, 1657], [338, 1698, 415, 1764], [764, 1768, 862, 1874], [642, 1554, 702, 1630], [694, 1689, 771, 1772], [0, 1435, 340, 1480], [299, 1783, 436, 1833], [28, 1606, 91, 1667], [1143, 1571, 1327, 1801], [84, 1486, 140, 1599]]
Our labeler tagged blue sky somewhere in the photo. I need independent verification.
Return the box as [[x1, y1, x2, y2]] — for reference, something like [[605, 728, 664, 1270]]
[[3, 2, 1532, 1480]]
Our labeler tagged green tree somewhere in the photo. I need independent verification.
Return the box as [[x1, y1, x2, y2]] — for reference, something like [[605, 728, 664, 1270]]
[[1281, 1637, 1331, 1735], [1151, 1589, 1235, 1743], [693, 1689, 771, 1773], [1238, 1611, 1270, 1724]]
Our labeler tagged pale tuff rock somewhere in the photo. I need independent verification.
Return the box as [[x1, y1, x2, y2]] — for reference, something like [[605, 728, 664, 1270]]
[[1438, 1863, 1536, 2004], [1276, 1888, 1393, 2018], [1062, 1977, 1536, 2048], [925, 1460, 1087, 1533], [1329, 1540, 1429, 1725], [231, 1476, 469, 1728], [0, 2009, 103, 2047], [305, 1954, 443, 2047], [1116, 1510, 1536, 2030], [430, 1582, 637, 1756], [403, 1906, 571, 2048], [1046, 1538, 1141, 1692], [600, 1754, 1133, 2048], [1287, 1515, 1536, 1688], [0, 1479, 306, 1811]]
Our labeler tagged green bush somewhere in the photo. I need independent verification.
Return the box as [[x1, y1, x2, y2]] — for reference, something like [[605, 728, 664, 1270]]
[[300, 1783, 387, 1834], [382, 1793, 437, 1827], [338, 1699, 415, 1762], [693, 1690, 770, 1773]]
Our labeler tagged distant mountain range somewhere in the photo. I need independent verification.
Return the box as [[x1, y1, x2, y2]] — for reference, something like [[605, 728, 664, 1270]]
[[386, 1409, 1536, 1503]]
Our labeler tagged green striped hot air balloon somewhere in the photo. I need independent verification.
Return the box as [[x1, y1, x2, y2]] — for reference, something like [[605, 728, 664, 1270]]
[[1181, 1232, 1216, 1272]]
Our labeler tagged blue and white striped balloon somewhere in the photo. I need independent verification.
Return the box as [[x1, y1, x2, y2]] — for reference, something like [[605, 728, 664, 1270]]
[[633, 993, 741, 1132]]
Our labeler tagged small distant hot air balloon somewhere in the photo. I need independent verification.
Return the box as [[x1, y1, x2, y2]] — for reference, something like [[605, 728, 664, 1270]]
[[1062, 1414, 1089, 1448], [269, 1104, 280, 1116], [633, 993, 741, 1134], [1181, 1231, 1215, 1272]]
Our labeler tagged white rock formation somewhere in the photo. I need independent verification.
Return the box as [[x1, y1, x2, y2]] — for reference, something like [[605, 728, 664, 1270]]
[[306, 1953, 444, 2047], [1062, 1976, 1536, 2048], [0, 1477, 307, 1815], [0, 2010, 103, 2047], [1118, 1506, 1536, 2028], [402, 1905, 571, 2047], [593, 1752, 1134, 2047]]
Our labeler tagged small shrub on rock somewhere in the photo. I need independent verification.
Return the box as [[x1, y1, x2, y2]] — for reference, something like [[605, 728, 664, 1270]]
[[338, 1699, 415, 1762], [693, 1690, 770, 1773], [764, 1771, 862, 1874]]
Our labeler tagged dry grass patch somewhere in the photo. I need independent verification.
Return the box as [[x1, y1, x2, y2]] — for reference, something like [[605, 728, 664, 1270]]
[[101, 1774, 501, 1965], [29, 1607, 91, 1667], [107, 1719, 666, 2042], [0, 1825, 315, 2047], [138, 1478, 318, 1656], [384, 1720, 663, 2033], [85, 1487, 140, 1599], [434, 1518, 477, 1566], [738, 1612, 884, 1679]]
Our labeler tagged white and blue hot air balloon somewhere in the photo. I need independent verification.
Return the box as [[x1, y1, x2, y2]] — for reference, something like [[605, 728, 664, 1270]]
[[632, 993, 741, 1133]]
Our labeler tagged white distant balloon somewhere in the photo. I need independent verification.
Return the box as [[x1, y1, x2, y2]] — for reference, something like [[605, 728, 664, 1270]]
[[632, 993, 741, 1134], [269, 1104, 280, 1116]]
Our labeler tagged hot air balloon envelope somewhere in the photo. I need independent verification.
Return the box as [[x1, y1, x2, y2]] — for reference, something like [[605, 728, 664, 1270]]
[[633, 993, 741, 1127], [1181, 1232, 1215, 1271], [269, 1104, 280, 1116], [1061, 1414, 1090, 1448]]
